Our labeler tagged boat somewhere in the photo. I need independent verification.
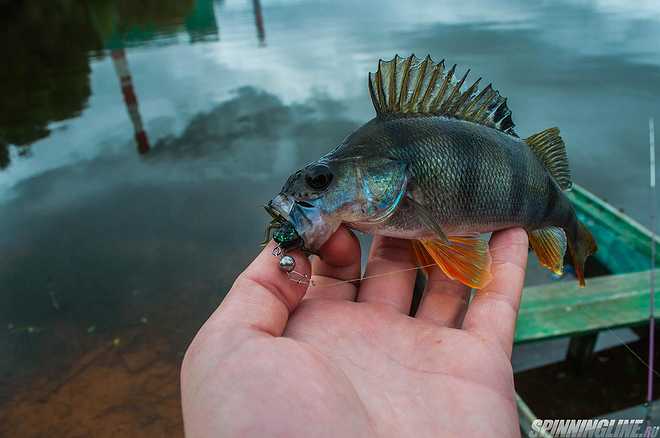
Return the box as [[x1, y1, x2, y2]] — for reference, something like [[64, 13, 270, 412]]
[[515, 184, 659, 435]]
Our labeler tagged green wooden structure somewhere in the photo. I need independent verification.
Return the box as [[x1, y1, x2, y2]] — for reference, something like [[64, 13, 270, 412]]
[[515, 184, 658, 435], [88, 0, 219, 51]]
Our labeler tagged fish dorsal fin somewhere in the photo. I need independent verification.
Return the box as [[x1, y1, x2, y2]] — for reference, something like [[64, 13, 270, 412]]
[[525, 127, 572, 191], [368, 54, 517, 137]]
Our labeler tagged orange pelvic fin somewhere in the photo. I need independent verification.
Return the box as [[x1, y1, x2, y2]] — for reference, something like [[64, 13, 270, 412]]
[[411, 240, 436, 276], [412, 235, 493, 289], [528, 226, 567, 276]]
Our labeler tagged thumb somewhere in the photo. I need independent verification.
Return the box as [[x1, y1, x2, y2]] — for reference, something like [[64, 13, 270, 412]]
[[212, 242, 311, 337]]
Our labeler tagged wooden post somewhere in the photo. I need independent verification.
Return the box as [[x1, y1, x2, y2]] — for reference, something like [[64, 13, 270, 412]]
[[566, 333, 598, 375], [111, 48, 150, 154]]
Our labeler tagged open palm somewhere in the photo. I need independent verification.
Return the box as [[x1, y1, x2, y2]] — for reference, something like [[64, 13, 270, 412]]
[[181, 227, 528, 438]]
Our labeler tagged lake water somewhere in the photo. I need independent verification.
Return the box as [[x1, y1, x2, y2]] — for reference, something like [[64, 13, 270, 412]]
[[1, 0, 659, 435]]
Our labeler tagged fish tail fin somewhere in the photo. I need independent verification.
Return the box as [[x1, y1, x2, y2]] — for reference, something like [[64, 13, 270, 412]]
[[567, 220, 597, 287], [411, 235, 492, 289]]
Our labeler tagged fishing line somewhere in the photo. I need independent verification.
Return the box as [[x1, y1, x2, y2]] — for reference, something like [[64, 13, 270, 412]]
[[273, 241, 440, 287], [309, 263, 439, 288], [280, 256, 436, 287], [579, 308, 660, 380], [646, 117, 657, 430]]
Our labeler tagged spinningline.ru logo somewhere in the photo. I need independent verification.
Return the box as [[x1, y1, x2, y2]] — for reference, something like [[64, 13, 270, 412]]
[[530, 419, 659, 437]]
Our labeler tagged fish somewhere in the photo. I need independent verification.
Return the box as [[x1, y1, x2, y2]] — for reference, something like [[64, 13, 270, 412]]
[[266, 54, 597, 288]]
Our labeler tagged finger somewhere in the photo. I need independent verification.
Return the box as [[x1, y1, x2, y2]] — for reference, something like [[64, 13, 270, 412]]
[[305, 226, 362, 301], [207, 242, 311, 337], [415, 267, 470, 327], [357, 236, 417, 313], [462, 228, 528, 357]]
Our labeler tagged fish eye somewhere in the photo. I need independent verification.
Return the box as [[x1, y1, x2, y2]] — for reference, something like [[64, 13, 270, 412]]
[[304, 164, 333, 190]]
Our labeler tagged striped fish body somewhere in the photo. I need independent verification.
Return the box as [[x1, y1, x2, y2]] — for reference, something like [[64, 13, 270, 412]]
[[342, 115, 574, 239], [267, 54, 596, 288]]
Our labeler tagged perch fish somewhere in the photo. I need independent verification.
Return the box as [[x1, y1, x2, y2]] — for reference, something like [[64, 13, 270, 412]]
[[266, 54, 597, 288]]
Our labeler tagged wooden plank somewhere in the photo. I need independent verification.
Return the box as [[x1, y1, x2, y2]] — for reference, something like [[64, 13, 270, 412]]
[[515, 269, 659, 343]]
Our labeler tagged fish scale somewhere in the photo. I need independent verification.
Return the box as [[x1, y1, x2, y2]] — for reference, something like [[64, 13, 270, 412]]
[[267, 54, 596, 288], [356, 115, 552, 235]]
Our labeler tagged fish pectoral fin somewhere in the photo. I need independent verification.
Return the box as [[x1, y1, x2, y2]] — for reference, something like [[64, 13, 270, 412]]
[[357, 158, 409, 222], [413, 235, 492, 289], [405, 194, 449, 243], [528, 226, 567, 275]]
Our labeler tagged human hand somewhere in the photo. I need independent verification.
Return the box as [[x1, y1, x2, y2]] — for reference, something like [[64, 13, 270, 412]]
[[181, 227, 528, 438]]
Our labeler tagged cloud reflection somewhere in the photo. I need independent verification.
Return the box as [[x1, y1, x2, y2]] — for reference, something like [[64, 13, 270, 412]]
[[0, 87, 356, 342]]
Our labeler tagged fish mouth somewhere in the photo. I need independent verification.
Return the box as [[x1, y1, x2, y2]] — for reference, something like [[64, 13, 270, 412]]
[[264, 202, 287, 223], [266, 193, 296, 223], [264, 194, 310, 252], [265, 193, 329, 253]]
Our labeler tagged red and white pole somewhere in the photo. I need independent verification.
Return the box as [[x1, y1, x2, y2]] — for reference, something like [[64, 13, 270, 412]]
[[111, 48, 150, 154]]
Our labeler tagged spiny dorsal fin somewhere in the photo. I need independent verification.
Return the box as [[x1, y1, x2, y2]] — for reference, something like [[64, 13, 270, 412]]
[[525, 127, 572, 191], [368, 54, 517, 137]]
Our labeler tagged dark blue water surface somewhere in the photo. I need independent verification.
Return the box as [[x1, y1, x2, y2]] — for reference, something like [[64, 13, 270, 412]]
[[1, 0, 659, 433]]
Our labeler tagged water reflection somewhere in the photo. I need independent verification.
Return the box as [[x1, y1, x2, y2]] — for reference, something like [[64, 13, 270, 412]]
[[91, 0, 218, 48], [2, 0, 660, 434], [111, 49, 151, 154], [0, 86, 356, 398], [147, 87, 355, 171], [0, 1, 103, 161], [0, 0, 219, 169], [252, 0, 266, 45]]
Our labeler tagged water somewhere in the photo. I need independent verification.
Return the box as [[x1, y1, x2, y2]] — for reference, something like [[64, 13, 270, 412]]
[[1, 0, 659, 435]]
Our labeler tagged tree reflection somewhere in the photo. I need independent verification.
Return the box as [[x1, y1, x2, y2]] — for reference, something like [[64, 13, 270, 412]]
[[0, 1, 103, 157], [0, 142, 9, 170], [0, 0, 211, 170], [113, 0, 195, 31]]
